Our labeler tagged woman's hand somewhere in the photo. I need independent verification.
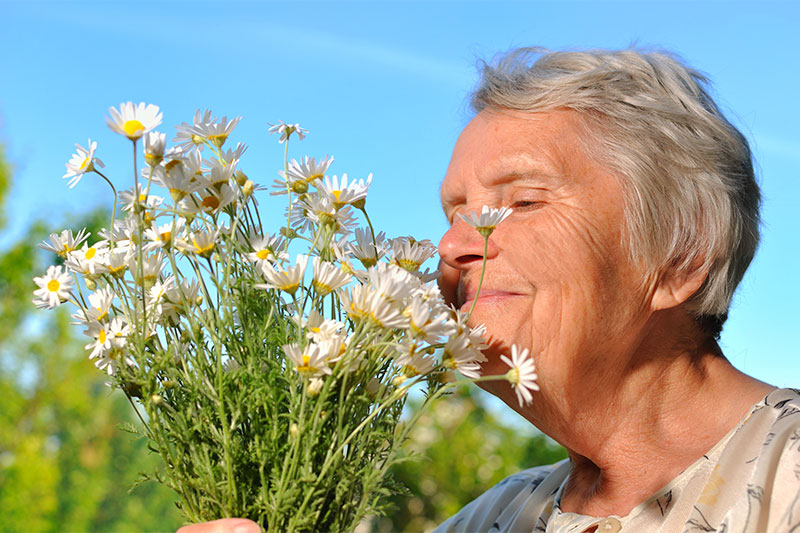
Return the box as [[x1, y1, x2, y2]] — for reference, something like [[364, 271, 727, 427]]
[[176, 518, 260, 533]]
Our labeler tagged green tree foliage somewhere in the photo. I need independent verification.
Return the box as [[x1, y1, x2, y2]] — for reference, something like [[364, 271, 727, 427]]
[[376, 387, 567, 532], [0, 148, 183, 532]]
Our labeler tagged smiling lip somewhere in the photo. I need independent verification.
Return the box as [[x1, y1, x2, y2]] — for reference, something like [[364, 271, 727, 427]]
[[459, 289, 524, 310]]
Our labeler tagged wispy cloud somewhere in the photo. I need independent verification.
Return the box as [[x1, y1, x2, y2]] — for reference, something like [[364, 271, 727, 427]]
[[32, 5, 473, 88]]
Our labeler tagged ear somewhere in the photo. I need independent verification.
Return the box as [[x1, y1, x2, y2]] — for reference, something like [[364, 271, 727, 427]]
[[650, 263, 709, 311]]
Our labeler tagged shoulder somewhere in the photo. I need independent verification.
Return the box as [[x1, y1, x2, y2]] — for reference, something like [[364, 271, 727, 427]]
[[434, 460, 569, 533], [759, 389, 800, 532]]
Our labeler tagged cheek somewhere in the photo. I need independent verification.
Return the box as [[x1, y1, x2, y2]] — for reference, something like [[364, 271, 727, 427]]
[[500, 213, 638, 353]]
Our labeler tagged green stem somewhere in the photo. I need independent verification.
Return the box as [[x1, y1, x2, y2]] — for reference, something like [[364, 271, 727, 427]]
[[283, 139, 292, 255], [93, 169, 118, 246], [466, 235, 489, 319]]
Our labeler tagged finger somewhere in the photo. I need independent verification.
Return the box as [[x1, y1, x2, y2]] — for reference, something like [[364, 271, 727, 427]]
[[176, 518, 260, 533]]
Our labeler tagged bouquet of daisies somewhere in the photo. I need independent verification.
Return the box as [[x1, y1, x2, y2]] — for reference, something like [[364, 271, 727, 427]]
[[32, 102, 537, 531]]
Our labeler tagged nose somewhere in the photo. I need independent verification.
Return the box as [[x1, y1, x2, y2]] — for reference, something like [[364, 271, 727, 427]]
[[438, 217, 500, 305]]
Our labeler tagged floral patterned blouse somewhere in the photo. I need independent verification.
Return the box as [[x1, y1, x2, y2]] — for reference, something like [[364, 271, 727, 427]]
[[435, 388, 800, 533]]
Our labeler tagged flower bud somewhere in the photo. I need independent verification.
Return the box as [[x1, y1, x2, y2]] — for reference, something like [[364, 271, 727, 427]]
[[280, 227, 297, 239], [151, 394, 163, 405], [307, 378, 324, 397], [392, 375, 408, 387], [235, 170, 248, 187], [243, 180, 255, 197], [289, 423, 299, 438]]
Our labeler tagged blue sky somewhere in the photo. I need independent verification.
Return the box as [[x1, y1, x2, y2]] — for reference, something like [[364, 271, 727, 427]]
[[1, 1, 798, 392]]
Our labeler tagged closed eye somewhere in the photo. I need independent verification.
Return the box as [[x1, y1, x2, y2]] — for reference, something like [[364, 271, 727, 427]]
[[512, 200, 544, 210]]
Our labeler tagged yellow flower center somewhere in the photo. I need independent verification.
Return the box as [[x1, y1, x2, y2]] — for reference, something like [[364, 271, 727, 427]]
[[297, 354, 315, 375], [394, 258, 421, 272], [201, 196, 220, 211], [192, 238, 214, 257], [47, 279, 60, 292], [79, 156, 91, 170], [506, 368, 520, 385], [98, 329, 107, 344], [312, 280, 335, 296], [96, 307, 108, 322], [165, 159, 182, 172], [85, 247, 97, 260], [208, 133, 228, 146], [159, 231, 172, 243], [280, 282, 300, 295], [123, 119, 145, 138], [256, 249, 272, 260]]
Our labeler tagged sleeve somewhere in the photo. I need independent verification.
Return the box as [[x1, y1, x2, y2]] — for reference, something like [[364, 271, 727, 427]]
[[764, 402, 800, 533], [434, 462, 566, 533]]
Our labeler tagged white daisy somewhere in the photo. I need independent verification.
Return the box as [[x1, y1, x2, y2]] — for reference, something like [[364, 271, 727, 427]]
[[500, 344, 539, 406], [441, 334, 483, 379], [173, 109, 215, 152], [120, 184, 164, 213], [104, 247, 131, 278], [39, 228, 90, 258], [394, 340, 437, 377], [32, 265, 73, 309], [206, 158, 237, 188], [282, 342, 331, 378], [65, 241, 110, 276], [389, 236, 437, 273], [459, 205, 512, 237], [176, 228, 219, 258], [364, 262, 419, 306], [218, 142, 247, 166], [85, 320, 113, 360], [188, 114, 241, 148], [254, 254, 309, 295], [404, 296, 457, 343], [107, 102, 162, 141], [154, 160, 201, 202], [63, 139, 104, 188], [143, 218, 185, 252], [127, 249, 164, 285], [81, 286, 116, 324], [317, 173, 372, 208], [267, 120, 307, 143], [164, 277, 202, 312], [144, 131, 166, 167], [196, 183, 238, 215], [339, 284, 409, 330], [347, 227, 385, 268], [289, 193, 357, 235], [271, 155, 333, 196], [312, 257, 351, 296], [298, 310, 344, 343], [245, 232, 287, 267]]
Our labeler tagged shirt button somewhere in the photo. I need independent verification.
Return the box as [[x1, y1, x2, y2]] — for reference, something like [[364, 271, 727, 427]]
[[597, 517, 622, 532]]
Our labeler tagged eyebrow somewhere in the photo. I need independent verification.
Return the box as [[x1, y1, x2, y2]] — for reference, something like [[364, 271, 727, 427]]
[[479, 154, 562, 187]]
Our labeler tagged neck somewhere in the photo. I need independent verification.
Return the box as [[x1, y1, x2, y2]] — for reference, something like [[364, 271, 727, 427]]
[[483, 311, 774, 518]]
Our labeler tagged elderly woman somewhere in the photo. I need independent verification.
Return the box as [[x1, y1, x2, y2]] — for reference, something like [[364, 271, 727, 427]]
[[182, 47, 799, 533], [433, 47, 799, 533]]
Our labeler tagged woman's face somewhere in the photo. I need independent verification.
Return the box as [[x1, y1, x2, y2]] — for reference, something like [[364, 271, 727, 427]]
[[439, 109, 657, 395]]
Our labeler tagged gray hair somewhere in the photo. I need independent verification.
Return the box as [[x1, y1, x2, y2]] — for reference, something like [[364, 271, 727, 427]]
[[472, 47, 760, 336]]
